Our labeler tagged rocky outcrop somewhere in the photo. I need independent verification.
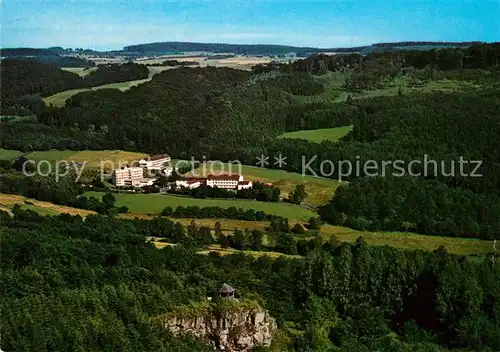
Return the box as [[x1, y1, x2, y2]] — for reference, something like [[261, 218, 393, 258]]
[[160, 299, 276, 351]]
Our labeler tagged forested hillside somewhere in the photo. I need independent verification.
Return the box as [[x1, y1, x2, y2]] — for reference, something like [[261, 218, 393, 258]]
[[84, 62, 149, 86], [1, 45, 499, 239], [122, 40, 482, 56], [254, 42, 500, 75], [35, 67, 289, 156], [0, 59, 87, 99], [1, 209, 499, 351], [0, 60, 149, 115]]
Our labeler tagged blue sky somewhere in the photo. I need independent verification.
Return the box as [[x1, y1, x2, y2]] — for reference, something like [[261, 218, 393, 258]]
[[2, 0, 499, 50]]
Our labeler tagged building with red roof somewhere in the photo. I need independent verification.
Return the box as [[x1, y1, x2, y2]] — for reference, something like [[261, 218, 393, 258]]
[[206, 173, 244, 189]]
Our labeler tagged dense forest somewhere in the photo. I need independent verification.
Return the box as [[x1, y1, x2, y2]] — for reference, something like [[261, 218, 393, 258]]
[[253, 42, 500, 75], [0, 60, 87, 99], [84, 62, 149, 86], [0, 60, 149, 115], [1, 209, 499, 351]]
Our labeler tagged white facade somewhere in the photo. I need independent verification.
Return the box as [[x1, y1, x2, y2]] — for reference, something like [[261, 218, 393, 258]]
[[175, 179, 201, 189], [139, 178, 156, 187], [164, 166, 174, 177], [113, 167, 144, 187], [206, 174, 244, 189], [237, 181, 253, 190]]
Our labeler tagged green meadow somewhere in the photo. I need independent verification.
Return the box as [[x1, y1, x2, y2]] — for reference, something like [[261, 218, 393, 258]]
[[86, 191, 317, 220], [0, 149, 23, 160], [45, 66, 172, 107], [278, 125, 353, 143]]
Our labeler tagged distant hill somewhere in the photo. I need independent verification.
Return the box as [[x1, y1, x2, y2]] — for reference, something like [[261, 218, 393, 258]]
[[123, 42, 320, 56], [0, 41, 488, 63], [122, 41, 484, 56], [0, 48, 94, 67], [0, 48, 60, 57]]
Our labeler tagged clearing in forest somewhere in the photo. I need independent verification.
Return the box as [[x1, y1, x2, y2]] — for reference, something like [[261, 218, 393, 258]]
[[278, 125, 353, 143]]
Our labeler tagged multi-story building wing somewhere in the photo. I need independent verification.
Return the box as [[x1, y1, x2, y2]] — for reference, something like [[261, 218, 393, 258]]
[[206, 174, 244, 189], [112, 167, 144, 187]]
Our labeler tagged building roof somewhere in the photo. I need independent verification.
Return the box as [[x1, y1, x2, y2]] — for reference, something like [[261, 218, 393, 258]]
[[238, 181, 251, 185], [149, 154, 170, 161], [178, 177, 205, 182], [207, 174, 241, 181], [219, 283, 235, 293], [115, 166, 143, 171]]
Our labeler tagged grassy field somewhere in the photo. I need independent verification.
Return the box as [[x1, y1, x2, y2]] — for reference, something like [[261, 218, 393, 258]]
[[0, 193, 95, 217], [143, 217, 494, 257], [44, 66, 168, 107], [278, 125, 353, 143], [123, 214, 270, 233], [22, 150, 145, 170], [43, 79, 150, 107], [321, 224, 494, 257], [0, 149, 23, 160], [24, 150, 77, 162], [299, 71, 477, 106], [86, 191, 317, 220], [198, 245, 301, 259], [64, 150, 145, 170], [146, 66, 176, 75], [186, 161, 341, 207], [61, 67, 98, 76]]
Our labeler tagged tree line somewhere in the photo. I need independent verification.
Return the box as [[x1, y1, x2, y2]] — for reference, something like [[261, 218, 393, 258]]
[[171, 182, 281, 202], [162, 205, 278, 221]]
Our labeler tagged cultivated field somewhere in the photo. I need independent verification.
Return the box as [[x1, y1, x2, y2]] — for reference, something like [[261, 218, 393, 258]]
[[186, 161, 342, 207], [86, 191, 317, 220], [279, 125, 353, 143]]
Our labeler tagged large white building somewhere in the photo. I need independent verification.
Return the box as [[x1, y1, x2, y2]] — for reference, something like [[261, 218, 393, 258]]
[[112, 167, 144, 187], [206, 174, 243, 189], [174, 174, 253, 191], [139, 154, 171, 170]]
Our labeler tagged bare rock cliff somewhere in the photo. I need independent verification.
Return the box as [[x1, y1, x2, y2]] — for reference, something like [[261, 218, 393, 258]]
[[160, 299, 276, 351]]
